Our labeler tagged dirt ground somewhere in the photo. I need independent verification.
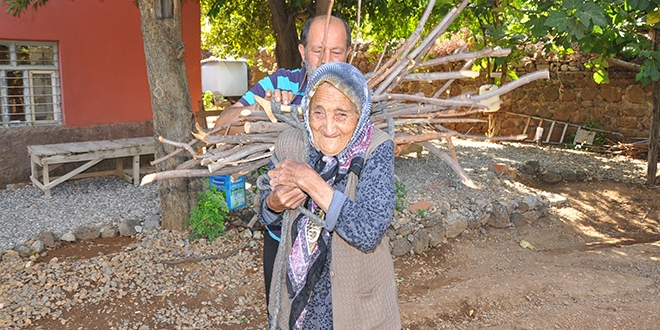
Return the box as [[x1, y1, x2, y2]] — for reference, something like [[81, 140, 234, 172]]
[[397, 180, 660, 329], [28, 180, 660, 330]]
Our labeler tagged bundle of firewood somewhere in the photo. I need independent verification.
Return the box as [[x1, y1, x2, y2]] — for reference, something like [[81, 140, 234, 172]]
[[606, 140, 659, 160], [141, 0, 549, 187]]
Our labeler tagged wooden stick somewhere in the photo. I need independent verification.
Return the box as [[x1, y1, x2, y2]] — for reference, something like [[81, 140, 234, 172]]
[[433, 58, 474, 98], [158, 136, 199, 158], [194, 133, 279, 145], [402, 70, 480, 81], [348, 0, 362, 65], [445, 135, 458, 163], [201, 143, 273, 166], [394, 132, 457, 144], [391, 118, 487, 125], [418, 141, 479, 189], [150, 121, 236, 166], [161, 243, 249, 265], [471, 70, 550, 103], [141, 158, 270, 185], [245, 121, 292, 134], [372, 93, 489, 109], [367, 0, 436, 88], [207, 151, 273, 173], [415, 48, 511, 70]]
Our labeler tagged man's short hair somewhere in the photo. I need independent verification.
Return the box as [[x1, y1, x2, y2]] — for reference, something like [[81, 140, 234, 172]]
[[300, 15, 351, 50]]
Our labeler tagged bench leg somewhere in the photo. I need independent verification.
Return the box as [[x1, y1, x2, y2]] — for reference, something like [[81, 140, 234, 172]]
[[116, 158, 124, 177], [29, 158, 47, 196], [133, 155, 140, 185], [43, 163, 51, 198]]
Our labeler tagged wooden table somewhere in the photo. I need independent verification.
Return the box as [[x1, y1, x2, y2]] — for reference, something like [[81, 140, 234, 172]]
[[28, 137, 155, 197]]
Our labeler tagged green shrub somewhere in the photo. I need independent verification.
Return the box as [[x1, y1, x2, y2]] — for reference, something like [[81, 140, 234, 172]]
[[186, 186, 229, 241], [582, 120, 607, 146], [394, 181, 407, 212]]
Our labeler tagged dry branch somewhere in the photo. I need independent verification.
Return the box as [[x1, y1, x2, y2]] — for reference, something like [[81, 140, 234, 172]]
[[143, 0, 550, 187]]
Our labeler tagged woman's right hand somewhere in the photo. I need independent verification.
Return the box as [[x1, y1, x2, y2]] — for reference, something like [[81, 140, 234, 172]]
[[266, 185, 306, 213]]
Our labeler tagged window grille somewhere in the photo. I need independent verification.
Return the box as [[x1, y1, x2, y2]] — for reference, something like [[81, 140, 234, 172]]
[[0, 42, 61, 127]]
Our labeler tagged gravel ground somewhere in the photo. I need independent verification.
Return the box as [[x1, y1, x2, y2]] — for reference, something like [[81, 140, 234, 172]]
[[0, 140, 648, 251], [0, 140, 653, 329], [393, 140, 646, 217], [0, 177, 160, 251]]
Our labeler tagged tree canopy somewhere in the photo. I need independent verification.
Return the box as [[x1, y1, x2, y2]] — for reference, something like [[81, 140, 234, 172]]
[[201, 0, 452, 67]]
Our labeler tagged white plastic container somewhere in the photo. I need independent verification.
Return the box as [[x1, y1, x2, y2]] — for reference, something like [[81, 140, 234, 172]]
[[478, 84, 501, 112]]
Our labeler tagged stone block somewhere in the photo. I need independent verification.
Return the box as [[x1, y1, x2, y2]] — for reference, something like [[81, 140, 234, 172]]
[[37, 231, 58, 249], [541, 171, 563, 184], [13, 245, 30, 258], [600, 86, 622, 102], [74, 226, 100, 241], [101, 225, 119, 238], [30, 240, 45, 254], [119, 219, 141, 237], [511, 213, 530, 227], [488, 201, 510, 228], [391, 238, 413, 257], [412, 229, 430, 254], [444, 211, 468, 237], [562, 171, 578, 181], [61, 232, 76, 242], [523, 195, 538, 209], [426, 225, 446, 247], [397, 224, 416, 237]]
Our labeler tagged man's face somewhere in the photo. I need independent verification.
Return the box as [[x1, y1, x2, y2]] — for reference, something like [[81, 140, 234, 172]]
[[299, 17, 349, 75]]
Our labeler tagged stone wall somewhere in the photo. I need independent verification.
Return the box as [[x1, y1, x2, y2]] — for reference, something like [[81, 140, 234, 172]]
[[0, 121, 154, 186]]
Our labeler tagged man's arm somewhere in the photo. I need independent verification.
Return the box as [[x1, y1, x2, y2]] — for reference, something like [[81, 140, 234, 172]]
[[212, 89, 297, 131]]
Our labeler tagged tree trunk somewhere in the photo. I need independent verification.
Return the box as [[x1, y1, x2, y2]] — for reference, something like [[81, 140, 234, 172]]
[[648, 29, 660, 186], [269, 0, 302, 70], [648, 80, 660, 186], [137, 0, 202, 230]]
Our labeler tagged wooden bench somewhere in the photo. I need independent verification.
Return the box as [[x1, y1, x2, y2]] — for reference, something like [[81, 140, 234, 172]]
[[28, 137, 155, 197]]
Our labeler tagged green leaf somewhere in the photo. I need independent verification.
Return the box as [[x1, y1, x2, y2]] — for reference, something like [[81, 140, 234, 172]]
[[649, 11, 660, 25], [575, 3, 609, 28], [528, 16, 549, 37], [567, 20, 588, 39], [650, 51, 660, 62], [626, 0, 651, 11], [593, 69, 610, 84], [545, 10, 571, 31], [563, 0, 582, 11], [506, 70, 519, 81]]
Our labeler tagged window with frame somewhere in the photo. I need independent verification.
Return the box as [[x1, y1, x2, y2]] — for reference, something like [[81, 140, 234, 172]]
[[0, 41, 61, 127]]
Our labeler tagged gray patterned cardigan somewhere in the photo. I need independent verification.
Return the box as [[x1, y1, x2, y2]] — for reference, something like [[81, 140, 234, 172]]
[[261, 127, 401, 329]]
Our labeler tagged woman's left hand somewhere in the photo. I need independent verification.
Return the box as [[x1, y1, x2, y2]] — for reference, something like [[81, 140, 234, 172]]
[[268, 159, 335, 213], [268, 159, 312, 189]]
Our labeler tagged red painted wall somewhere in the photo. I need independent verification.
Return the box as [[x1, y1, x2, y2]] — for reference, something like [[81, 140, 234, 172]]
[[0, 0, 201, 127]]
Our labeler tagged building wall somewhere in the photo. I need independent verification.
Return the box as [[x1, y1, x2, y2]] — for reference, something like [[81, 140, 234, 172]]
[[0, 0, 201, 126], [0, 0, 201, 186]]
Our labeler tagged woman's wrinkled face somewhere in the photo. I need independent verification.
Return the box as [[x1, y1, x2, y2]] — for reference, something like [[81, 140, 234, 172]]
[[309, 83, 359, 156]]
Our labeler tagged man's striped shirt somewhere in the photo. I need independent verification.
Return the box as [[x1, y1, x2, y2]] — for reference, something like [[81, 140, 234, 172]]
[[238, 68, 307, 106]]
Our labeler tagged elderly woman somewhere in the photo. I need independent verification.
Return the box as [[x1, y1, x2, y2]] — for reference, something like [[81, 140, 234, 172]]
[[259, 62, 401, 330]]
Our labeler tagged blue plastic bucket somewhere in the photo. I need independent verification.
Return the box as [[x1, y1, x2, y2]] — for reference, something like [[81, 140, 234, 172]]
[[209, 175, 246, 210]]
